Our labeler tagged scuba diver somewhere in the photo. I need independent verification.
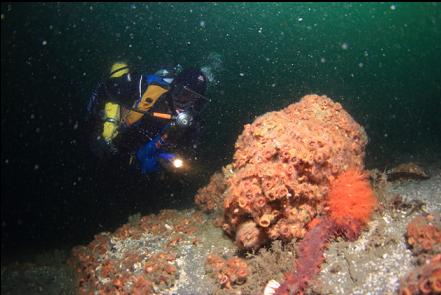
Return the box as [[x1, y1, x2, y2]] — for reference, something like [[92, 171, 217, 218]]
[[87, 62, 210, 175]]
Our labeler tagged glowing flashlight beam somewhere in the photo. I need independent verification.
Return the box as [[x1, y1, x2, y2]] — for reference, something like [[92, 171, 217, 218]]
[[173, 158, 184, 168]]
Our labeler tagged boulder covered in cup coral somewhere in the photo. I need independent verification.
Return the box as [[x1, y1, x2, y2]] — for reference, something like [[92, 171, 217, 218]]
[[222, 94, 368, 250]]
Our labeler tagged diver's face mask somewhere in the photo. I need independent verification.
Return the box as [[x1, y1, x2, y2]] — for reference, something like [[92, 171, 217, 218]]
[[171, 84, 210, 110]]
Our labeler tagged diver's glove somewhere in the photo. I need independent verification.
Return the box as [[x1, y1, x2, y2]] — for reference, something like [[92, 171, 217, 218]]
[[136, 135, 184, 174], [136, 135, 166, 174]]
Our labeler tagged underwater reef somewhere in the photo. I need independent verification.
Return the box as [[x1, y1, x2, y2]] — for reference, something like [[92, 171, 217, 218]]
[[65, 94, 440, 295]]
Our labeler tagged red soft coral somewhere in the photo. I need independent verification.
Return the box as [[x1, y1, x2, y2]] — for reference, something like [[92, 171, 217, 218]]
[[328, 169, 377, 238]]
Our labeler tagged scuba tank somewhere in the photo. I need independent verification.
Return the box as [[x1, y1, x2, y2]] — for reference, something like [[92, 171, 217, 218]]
[[102, 102, 121, 142], [101, 62, 128, 142]]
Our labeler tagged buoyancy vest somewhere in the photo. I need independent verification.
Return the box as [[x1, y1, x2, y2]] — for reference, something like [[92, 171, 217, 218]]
[[122, 82, 169, 126]]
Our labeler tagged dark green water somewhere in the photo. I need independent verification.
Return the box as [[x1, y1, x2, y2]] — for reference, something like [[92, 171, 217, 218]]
[[2, 3, 441, 260]]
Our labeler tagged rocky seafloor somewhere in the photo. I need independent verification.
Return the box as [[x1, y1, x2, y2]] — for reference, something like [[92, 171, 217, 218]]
[[1, 163, 440, 295]]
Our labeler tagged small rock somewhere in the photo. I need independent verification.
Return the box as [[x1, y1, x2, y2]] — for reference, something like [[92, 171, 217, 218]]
[[387, 162, 430, 181]]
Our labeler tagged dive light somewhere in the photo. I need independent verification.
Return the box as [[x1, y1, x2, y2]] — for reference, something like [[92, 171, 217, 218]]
[[172, 158, 184, 168]]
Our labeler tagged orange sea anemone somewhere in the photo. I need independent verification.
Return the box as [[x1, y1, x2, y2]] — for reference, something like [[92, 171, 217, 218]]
[[328, 169, 377, 227]]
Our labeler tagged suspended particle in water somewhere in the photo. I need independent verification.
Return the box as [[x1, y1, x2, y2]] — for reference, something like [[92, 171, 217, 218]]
[[358, 62, 364, 68], [42, 40, 47, 46], [341, 42, 348, 50], [390, 5, 396, 10], [258, 27, 263, 33], [298, 17, 303, 22], [239, 73, 245, 77], [200, 20, 205, 27], [320, 57, 326, 63]]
